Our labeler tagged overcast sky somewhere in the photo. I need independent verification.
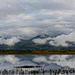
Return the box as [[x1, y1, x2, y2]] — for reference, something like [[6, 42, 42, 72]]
[[0, 0, 75, 42]]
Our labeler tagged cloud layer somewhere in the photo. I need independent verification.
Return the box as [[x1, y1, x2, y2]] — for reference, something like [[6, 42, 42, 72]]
[[0, 37, 20, 46], [33, 55, 75, 68], [0, 0, 75, 45], [33, 32, 75, 47], [0, 55, 19, 64]]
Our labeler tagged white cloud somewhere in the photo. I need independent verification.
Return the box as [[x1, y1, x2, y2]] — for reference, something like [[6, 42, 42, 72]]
[[0, 10, 75, 38], [49, 55, 69, 61], [33, 37, 52, 45], [0, 55, 37, 70], [49, 55, 75, 68], [0, 37, 20, 46], [49, 32, 75, 46], [32, 55, 70, 64], [0, 55, 19, 64], [33, 32, 75, 47], [33, 55, 75, 68], [32, 56, 47, 63]]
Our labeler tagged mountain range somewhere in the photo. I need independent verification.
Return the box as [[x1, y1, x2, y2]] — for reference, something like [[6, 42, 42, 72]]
[[0, 34, 75, 50]]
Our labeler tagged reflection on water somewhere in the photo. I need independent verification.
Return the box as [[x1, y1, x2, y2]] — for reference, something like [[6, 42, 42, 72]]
[[0, 55, 75, 75], [0, 67, 75, 75]]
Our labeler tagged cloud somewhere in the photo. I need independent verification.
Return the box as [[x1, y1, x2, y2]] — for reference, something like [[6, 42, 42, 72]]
[[49, 32, 75, 46], [49, 55, 75, 68], [0, 0, 31, 19], [32, 56, 47, 63], [0, 27, 43, 39], [49, 55, 69, 61], [24, 0, 75, 10], [0, 0, 75, 45], [0, 55, 19, 64], [33, 55, 75, 68], [0, 10, 75, 38], [33, 32, 75, 47], [0, 37, 20, 46], [32, 55, 70, 64], [0, 55, 75, 70], [0, 55, 37, 70], [33, 37, 52, 45]]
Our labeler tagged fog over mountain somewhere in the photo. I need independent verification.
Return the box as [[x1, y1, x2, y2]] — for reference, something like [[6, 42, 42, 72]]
[[0, 33, 75, 47], [33, 33, 75, 47], [0, 0, 75, 47]]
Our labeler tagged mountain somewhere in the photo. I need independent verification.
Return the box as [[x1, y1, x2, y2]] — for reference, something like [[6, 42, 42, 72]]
[[31, 34, 50, 39], [12, 34, 55, 50], [0, 34, 75, 50]]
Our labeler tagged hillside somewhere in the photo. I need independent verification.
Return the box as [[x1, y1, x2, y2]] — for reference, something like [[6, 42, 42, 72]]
[[0, 34, 75, 50]]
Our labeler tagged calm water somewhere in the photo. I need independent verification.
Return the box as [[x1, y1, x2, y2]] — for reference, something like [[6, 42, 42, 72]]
[[0, 55, 75, 75]]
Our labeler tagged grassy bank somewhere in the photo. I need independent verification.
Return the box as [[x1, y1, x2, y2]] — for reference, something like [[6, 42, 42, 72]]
[[0, 49, 75, 55]]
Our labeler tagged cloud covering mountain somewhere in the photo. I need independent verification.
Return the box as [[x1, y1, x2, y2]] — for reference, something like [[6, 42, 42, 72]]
[[0, 37, 20, 46], [33, 32, 75, 47]]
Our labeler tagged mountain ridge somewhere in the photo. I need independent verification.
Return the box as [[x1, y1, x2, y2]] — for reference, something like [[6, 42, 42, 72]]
[[0, 34, 75, 50]]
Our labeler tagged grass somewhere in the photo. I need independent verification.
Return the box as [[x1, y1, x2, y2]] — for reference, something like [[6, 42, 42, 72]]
[[0, 49, 75, 55]]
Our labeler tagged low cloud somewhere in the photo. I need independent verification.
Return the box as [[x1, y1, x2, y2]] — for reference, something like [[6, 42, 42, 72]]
[[49, 32, 75, 46], [0, 37, 20, 46], [33, 37, 52, 45], [0, 55, 19, 64], [33, 32, 75, 47], [49, 55, 69, 61], [32, 56, 47, 63], [33, 55, 75, 68], [1, 30, 75, 47]]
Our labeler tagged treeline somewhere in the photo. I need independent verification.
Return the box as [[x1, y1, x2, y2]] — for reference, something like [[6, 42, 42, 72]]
[[0, 49, 75, 54]]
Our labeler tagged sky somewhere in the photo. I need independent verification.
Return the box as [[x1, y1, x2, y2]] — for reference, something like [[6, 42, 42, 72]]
[[0, 0, 75, 46]]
